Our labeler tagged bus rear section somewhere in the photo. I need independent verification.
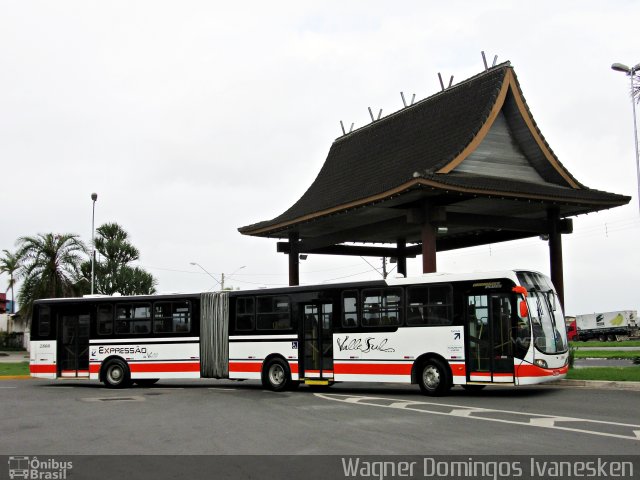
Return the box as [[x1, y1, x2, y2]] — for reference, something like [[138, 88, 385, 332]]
[[30, 295, 202, 387], [30, 303, 89, 380]]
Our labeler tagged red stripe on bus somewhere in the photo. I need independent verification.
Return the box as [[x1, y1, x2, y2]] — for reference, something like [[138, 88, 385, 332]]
[[129, 362, 200, 373], [89, 364, 101, 374], [30, 364, 57, 374], [229, 362, 263, 373], [334, 363, 412, 375], [517, 364, 568, 377], [228, 361, 299, 374]]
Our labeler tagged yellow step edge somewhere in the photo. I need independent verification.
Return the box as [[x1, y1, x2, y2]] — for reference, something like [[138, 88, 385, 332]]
[[304, 379, 330, 385]]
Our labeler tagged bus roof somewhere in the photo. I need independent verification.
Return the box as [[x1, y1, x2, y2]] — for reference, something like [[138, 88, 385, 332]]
[[32, 269, 542, 305]]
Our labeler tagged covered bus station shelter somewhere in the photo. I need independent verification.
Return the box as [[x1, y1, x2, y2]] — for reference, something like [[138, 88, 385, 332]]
[[239, 63, 629, 307]]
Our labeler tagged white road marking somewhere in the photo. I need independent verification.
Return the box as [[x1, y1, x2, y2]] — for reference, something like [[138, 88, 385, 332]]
[[449, 409, 475, 417], [315, 393, 640, 442]]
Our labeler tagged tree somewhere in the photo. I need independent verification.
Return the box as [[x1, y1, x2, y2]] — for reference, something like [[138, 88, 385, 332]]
[[16, 233, 87, 317], [0, 249, 20, 314], [82, 222, 156, 296]]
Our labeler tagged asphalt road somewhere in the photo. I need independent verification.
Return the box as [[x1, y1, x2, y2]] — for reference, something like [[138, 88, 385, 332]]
[[1, 378, 639, 456]]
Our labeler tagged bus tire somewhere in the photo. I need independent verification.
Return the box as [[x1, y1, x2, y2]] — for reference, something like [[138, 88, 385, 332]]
[[135, 379, 159, 387], [418, 359, 451, 396], [102, 358, 132, 389], [262, 357, 292, 392]]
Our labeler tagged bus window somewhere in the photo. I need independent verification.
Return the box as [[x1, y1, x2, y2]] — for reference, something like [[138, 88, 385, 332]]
[[97, 305, 113, 335], [115, 304, 151, 335], [428, 285, 453, 325], [38, 306, 51, 337], [154, 301, 191, 334], [362, 288, 402, 327], [407, 285, 453, 326], [341, 290, 358, 328], [256, 296, 291, 331], [235, 297, 255, 331]]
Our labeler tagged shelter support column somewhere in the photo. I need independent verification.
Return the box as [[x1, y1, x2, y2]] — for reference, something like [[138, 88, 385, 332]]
[[421, 205, 437, 273], [397, 239, 407, 277], [288, 232, 300, 286], [548, 209, 564, 309], [421, 202, 445, 273]]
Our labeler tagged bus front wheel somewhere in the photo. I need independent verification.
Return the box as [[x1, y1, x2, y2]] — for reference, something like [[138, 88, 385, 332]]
[[418, 359, 451, 396], [262, 358, 292, 392], [102, 358, 132, 389]]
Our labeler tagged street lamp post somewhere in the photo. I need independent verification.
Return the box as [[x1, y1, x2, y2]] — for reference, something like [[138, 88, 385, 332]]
[[90, 192, 98, 294], [190, 262, 221, 290], [221, 265, 246, 290], [190, 262, 246, 290], [611, 62, 640, 211]]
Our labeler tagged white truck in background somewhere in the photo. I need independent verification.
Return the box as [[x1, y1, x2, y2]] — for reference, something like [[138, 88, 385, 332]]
[[566, 310, 638, 342]]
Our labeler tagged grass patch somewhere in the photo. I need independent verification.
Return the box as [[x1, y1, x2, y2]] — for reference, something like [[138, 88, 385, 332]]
[[569, 340, 640, 348], [567, 367, 640, 382], [0, 362, 30, 376], [573, 350, 640, 359]]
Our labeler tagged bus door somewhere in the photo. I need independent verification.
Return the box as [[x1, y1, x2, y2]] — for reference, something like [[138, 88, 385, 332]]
[[58, 307, 91, 378], [301, 302, 334, 381], [465, 293, 514, 383]]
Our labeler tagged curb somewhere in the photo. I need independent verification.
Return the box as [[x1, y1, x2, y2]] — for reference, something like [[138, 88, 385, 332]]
[[0, 375, 31, 380], [547, 379, 640, 391]]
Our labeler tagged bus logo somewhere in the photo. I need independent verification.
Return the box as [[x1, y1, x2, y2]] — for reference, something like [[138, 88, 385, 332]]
[[8, 456, 29, 480]]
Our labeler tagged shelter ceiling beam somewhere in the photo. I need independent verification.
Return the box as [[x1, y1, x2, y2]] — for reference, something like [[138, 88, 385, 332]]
[[283, 216, 410, 252], [278, 243, 417, 258], [445, 212, 551, 233]]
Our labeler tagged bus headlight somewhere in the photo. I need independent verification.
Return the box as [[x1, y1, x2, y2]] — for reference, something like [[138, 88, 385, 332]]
[[534, 359, 548, 369]]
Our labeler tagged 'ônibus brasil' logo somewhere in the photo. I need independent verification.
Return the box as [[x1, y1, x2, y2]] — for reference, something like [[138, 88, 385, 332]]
[[8, 456, 73, 479]]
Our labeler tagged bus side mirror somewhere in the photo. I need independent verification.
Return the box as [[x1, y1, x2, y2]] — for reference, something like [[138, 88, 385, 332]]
[[519, 301, 529, 318]]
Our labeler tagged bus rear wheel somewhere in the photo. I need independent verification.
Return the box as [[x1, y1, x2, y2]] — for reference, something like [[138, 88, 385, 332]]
[[418, 359, 451, 396], [262, 358, 293, 392], [102, 358, 132, 389]]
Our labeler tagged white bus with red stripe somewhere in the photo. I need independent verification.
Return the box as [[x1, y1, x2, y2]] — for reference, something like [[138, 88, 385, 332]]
[[30, 270, 568, 395]]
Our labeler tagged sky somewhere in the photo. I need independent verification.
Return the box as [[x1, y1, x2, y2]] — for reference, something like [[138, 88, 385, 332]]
[[1, 1, 639, 316]]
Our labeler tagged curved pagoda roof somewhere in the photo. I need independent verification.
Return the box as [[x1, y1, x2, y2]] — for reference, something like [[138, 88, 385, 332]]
[[239, 63, 629, 249]]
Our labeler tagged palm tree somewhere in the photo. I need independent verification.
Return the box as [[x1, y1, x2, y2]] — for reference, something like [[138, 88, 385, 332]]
[[0, 249, 20, 314], [80, 222, 156, 295], [16, 233, 87, 317]]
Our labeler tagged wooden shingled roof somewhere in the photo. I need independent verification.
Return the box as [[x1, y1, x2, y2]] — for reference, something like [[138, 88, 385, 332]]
[[239, 63, 629, 246]]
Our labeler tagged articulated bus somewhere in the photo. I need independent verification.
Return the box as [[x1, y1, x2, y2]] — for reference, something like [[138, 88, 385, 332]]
[[29, 270, 569, 396]]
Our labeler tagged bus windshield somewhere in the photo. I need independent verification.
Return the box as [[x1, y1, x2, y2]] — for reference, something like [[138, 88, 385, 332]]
[[516, 272, 568, 354]]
